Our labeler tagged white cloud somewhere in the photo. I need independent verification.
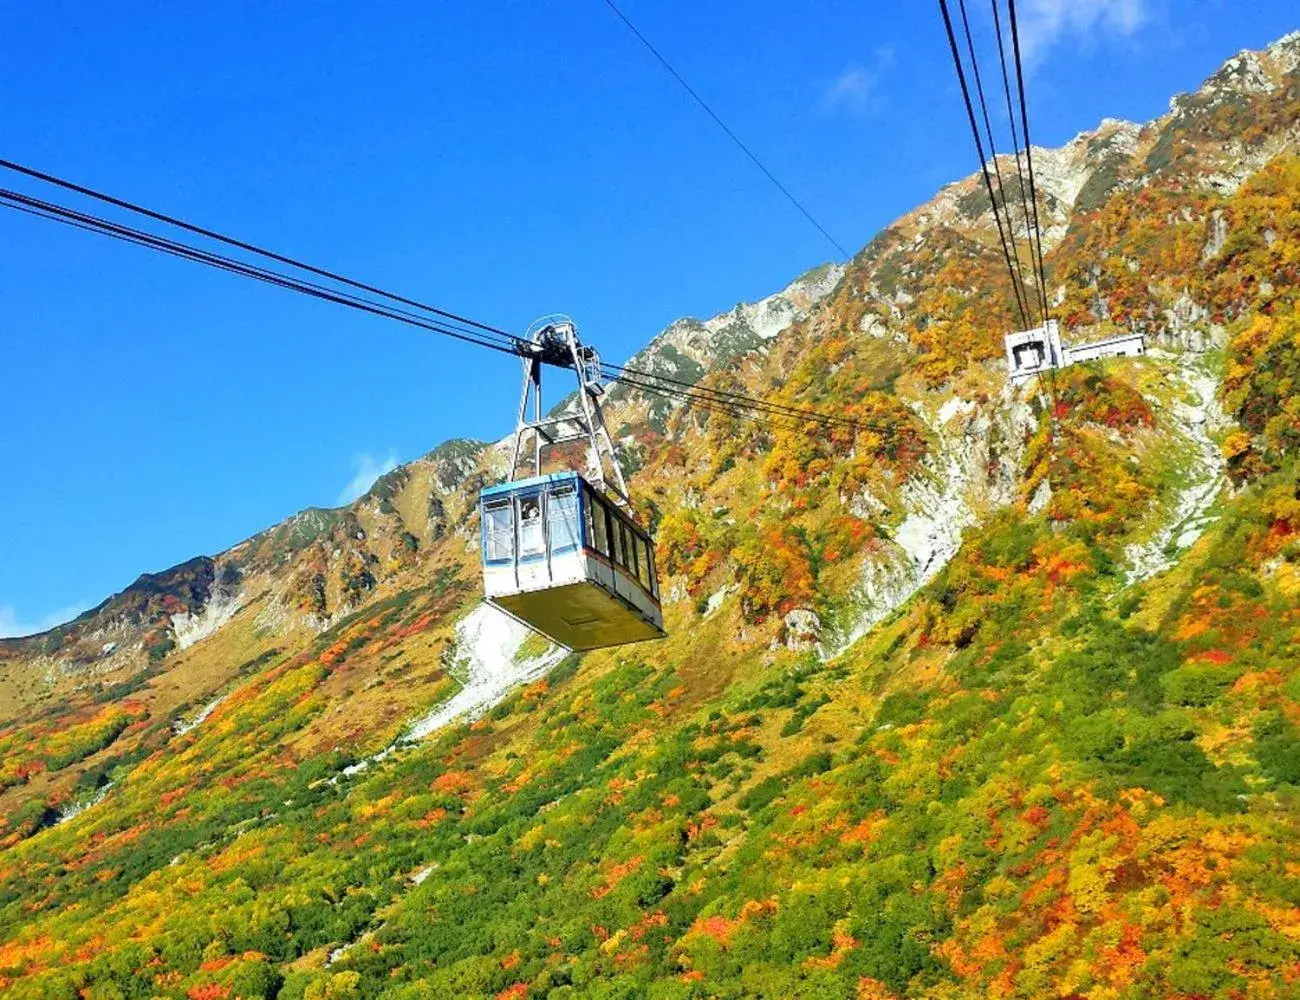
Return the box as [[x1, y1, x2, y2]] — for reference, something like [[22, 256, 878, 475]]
[[337, 451, 400, 505], [1016, 0, 1148, 63], [821, 47, 895, 116], [0, 602, 90, 639], [824, 67, 877, 111]]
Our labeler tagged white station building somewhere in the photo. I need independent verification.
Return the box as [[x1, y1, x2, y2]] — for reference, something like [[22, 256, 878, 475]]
[[1005, 319, 1146, 383]]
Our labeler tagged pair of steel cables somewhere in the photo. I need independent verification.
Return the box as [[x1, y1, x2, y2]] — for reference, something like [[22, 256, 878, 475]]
[[0, 159, 886, 438]]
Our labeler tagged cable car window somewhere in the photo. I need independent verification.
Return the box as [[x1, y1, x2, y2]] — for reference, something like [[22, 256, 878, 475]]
[[604, 510, 618, 565], [517, 494, 545, 559], [611, 516, 625, 568], [635, 536, 652, 590], [621, 519, 637, 576], [549, 484, 580, 555], [483, 500, 514, 564], [647, 547, 659, 599], [624, 525, 638, 579], [606, 507, 619, 563], [587, 489, 611, 557]]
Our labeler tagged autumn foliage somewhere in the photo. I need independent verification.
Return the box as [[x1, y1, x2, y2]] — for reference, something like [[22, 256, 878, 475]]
[[1, 38, 1299, 1000]]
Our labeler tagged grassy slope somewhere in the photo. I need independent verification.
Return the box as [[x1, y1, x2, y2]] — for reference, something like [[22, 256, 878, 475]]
[[1, 394, 1296, 1000]]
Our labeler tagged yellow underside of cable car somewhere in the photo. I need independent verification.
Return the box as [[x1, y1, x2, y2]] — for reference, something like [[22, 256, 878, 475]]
[[488, 580, 665, 651]]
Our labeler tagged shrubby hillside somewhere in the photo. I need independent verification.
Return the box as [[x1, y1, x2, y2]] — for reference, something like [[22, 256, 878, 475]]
[[1, 32, 1298, 1000]]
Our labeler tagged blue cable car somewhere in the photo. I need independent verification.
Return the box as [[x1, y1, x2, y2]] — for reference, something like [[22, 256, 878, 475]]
[[480, 471, 664, 650], [478, 316, 666, 651]]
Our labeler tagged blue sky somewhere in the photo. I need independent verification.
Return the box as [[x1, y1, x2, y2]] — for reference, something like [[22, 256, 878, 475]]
[[1, 0, 1295, 635]]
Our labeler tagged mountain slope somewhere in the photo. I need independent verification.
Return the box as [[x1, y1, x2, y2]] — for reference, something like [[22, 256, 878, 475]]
[[1, 32, 1298, 1000]]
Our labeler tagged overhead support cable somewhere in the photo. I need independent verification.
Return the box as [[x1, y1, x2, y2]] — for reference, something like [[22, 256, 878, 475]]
[[933, 1, 1057, 421], [936, 0, 1032, 330], [599, 0, 851, 261], [989, 0, 1046, 323], [606, 362, 913, 437], [0, 188, 530, 358], [604, 369, 818, 431], [1005, 0, 1051, 319], [600, 359, 892, 434], [0, 189, 801, 431], [1003, 0, 1058, 415], [0, 164, 899, 436], [0, 158, 519, 343], [955, 0, 1035, 323]]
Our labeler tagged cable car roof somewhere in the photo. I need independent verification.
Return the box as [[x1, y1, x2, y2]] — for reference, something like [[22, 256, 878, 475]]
[[479, 471, 582, 499]]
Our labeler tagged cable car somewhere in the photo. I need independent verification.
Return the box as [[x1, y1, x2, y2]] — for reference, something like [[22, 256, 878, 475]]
[[479, 317, 665, 650], [481, 471, 662, 649]]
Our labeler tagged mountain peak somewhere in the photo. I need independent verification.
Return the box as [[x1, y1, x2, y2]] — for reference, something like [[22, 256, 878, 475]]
[[1171, 29, 1300, 114]]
